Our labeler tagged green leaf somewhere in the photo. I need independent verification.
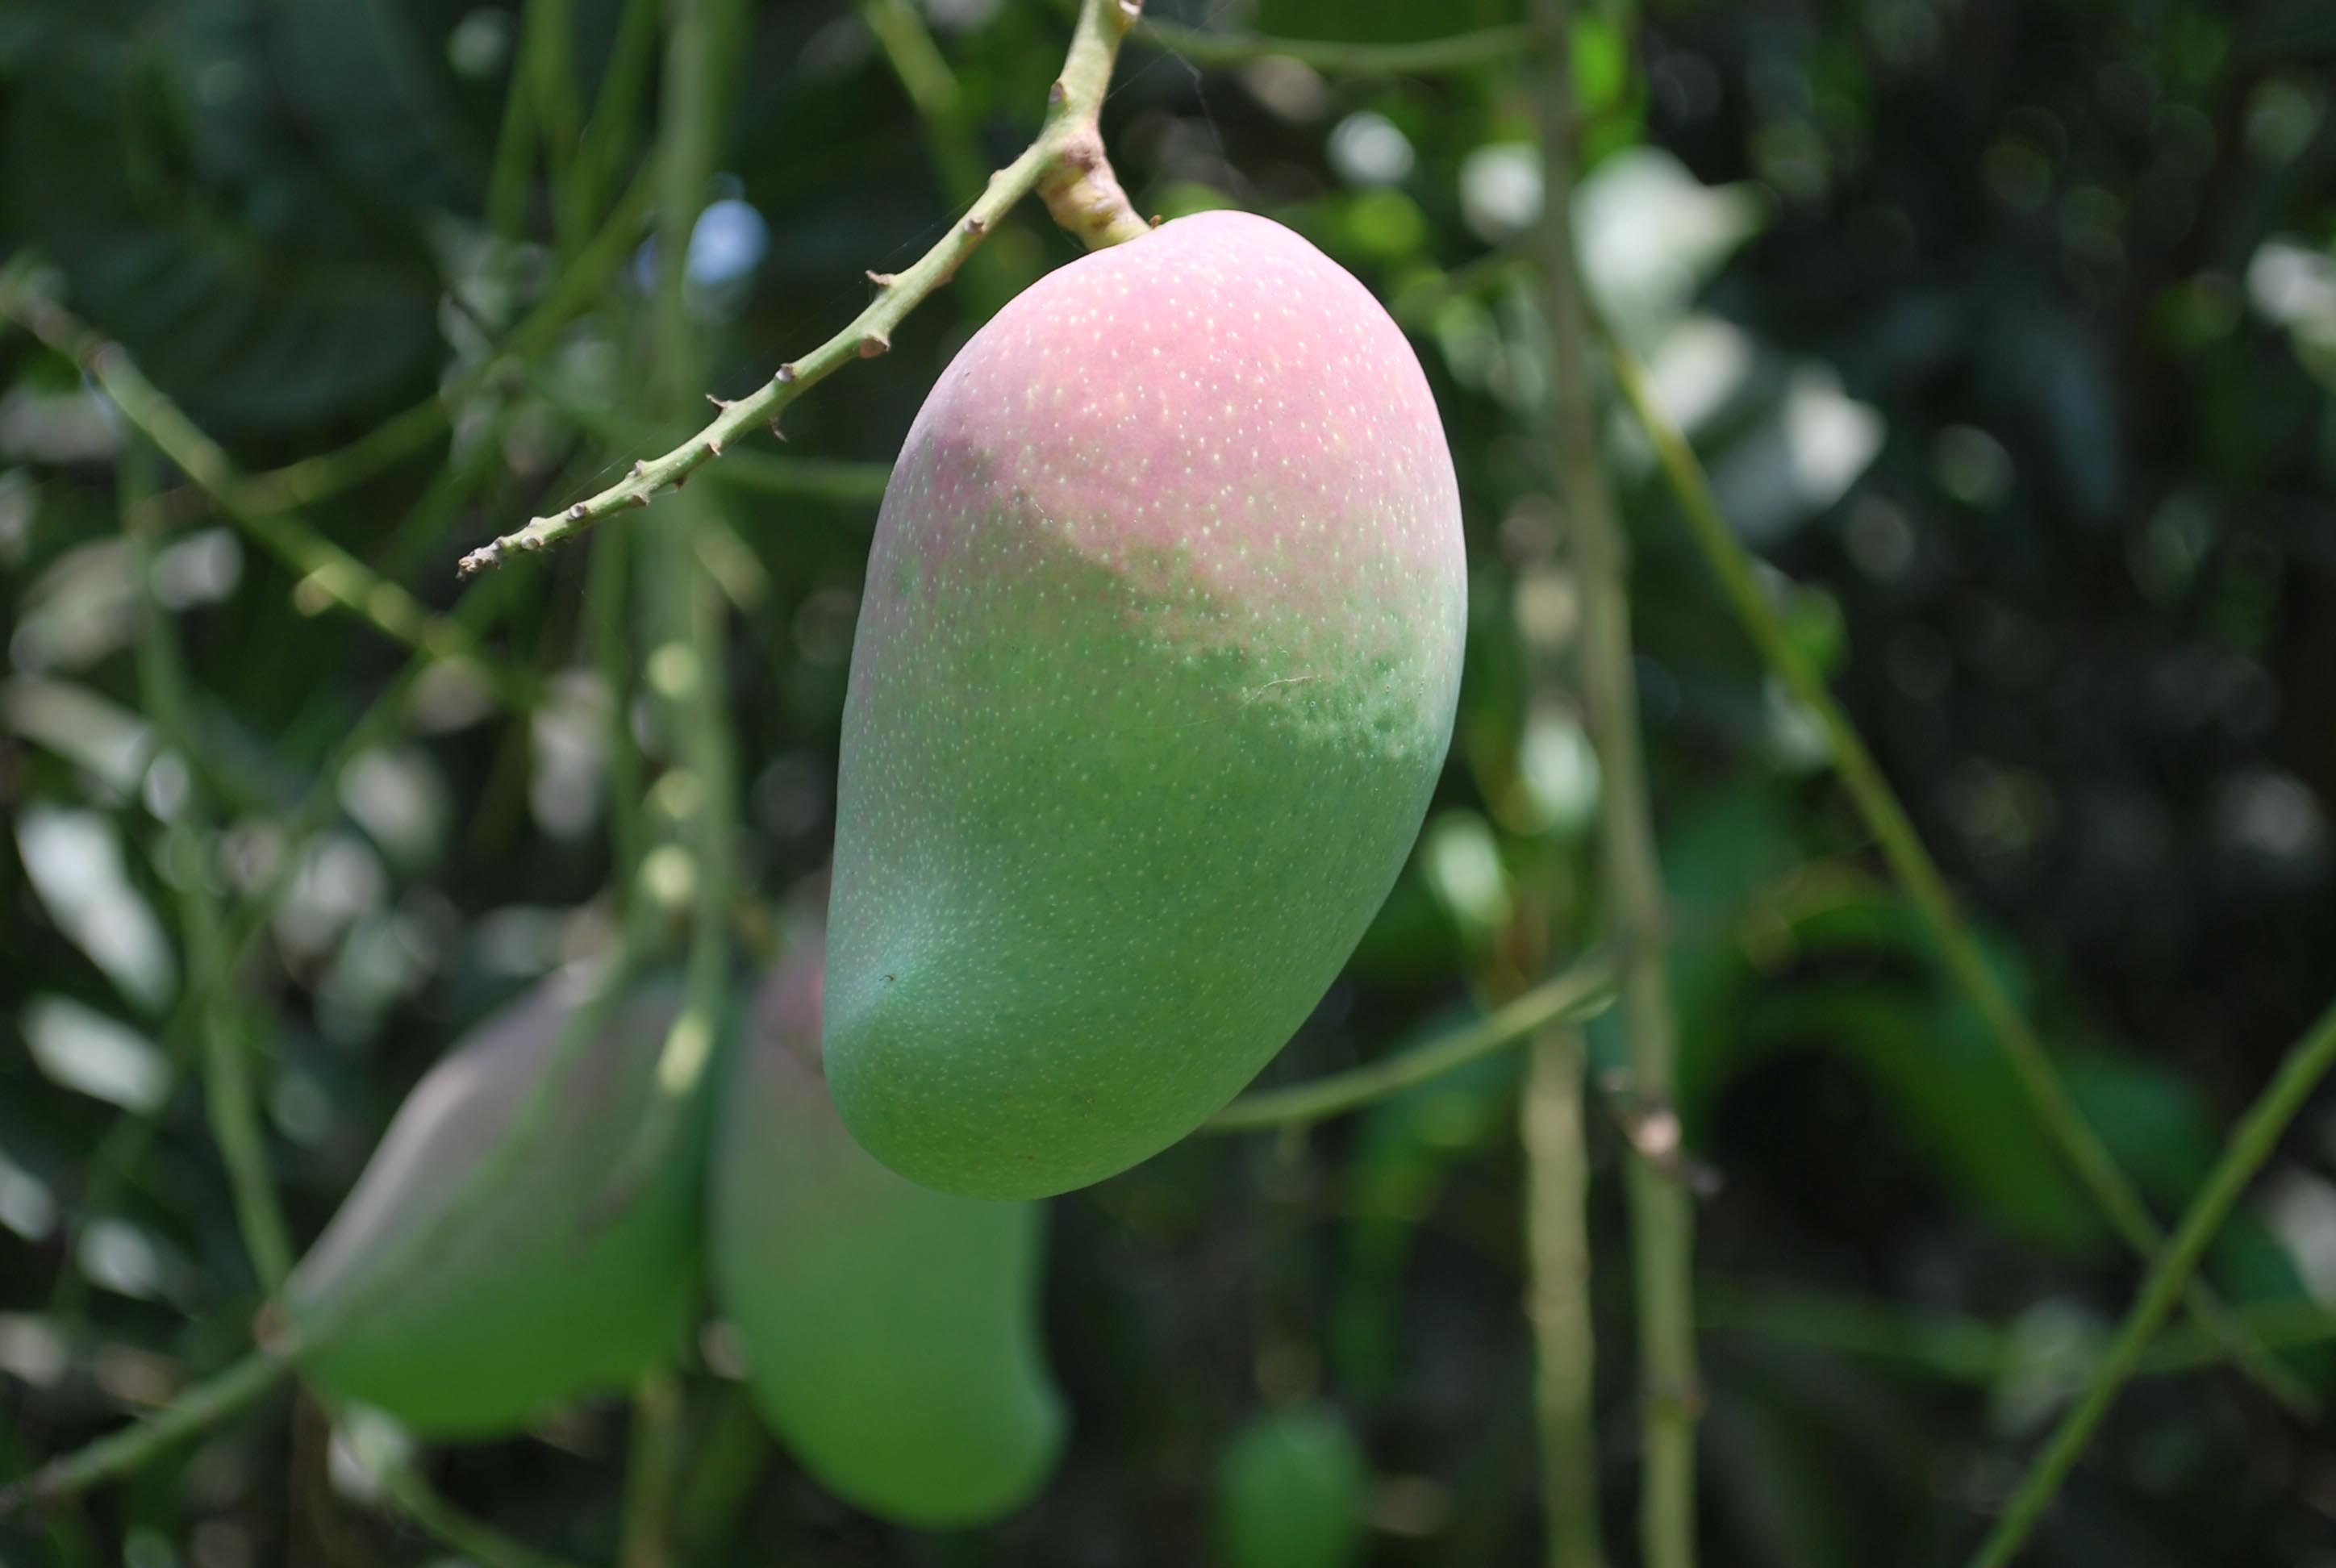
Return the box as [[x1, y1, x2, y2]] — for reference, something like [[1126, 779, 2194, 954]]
[[4, 2, 448, 436]]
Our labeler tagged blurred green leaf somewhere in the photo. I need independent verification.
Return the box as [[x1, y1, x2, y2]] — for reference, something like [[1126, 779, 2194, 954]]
[[5, 2, 448, 436]]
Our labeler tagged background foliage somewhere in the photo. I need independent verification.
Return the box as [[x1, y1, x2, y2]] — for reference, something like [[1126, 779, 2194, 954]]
[[3, 0, 2336, 1563]]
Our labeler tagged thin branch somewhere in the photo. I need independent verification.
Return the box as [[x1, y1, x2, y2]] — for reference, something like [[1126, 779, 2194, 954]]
[[860, 0, 990, 210], [528, 0, 584, 243], [1966, 998, 2336, 1568], [566, 0, 661, 251], [27, 910, 666, 1520], [0, 286, 532, 710], [1700, 1283, 2336, 1386], [860, 0, 1025, 315], [1205, 954, 1616, 1132], [587, 532, 648, 894], [44, 435, 528, 1324], [487, 0, 551, 239], [165, 169, 652, 527], [586, 0, 740, 1231], [186, 892, 294, 1291], [126, 444, 296, 1291], [198, 572, 532, 1014], [52, 595, 527, 1310], [1134, 15, 1534, 73], [1533, 4, 1700, 1562], [113, 551, 527, 1270], [0, 1351, 290, 1517], [456, 0, 1153, 575], [515, 365, 891, 504], [0, 38, 677, 1534], [1523, 1027, 1610, 1568], [1600, 320, 2320, 1418]]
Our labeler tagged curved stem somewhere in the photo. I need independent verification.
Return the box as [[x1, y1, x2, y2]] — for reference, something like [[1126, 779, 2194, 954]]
[[860, 0, 991, 211], [148, 562, 533, 1125], [566, 0, 661, 252], [0, 285, 532, 709], [1701, 1283, 2336, 1386], [197, 575, 532, 1006], [125, 445, 295, 1291], [860, 0, 1027, 315], [516, 359, 890, 504], [587, 0, 740, 1228], [486, 0, 550, 240], [1600, 320, 2319, 1418], [229, 161, 654, 520], [457, 0, 1151, 575], [47, 434, 528, 1324], [1206, 954, 1616, 1132], [0, 1352, 290, 1517], [1965, 998, 2336, 1568]]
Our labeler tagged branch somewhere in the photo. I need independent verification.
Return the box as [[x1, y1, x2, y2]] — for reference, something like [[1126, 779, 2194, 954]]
[[0, 282, 533, 711], [565, 0, 661, 255], [857, 0, 1036, 327], [160, 168, 650, 527], [1701, 1283, 2336, 1387], [41, 532, 528, 1328], [1966, 997, 2336, 1568], [456, 0, 1151, 577], [199, 571, 532, 1024], [1599, 319, 2320, 1419], [859, 0, 991, 211], [1531, 4, 1700, 1562], [515, 364, 891, 504], [1523, 1026, 1609, 1568], [2, 39, 686, 1531], [4, 895, 675, 1519], [1204, 953, 1616, 1132], [585, 0, 740, 1233], [127, 445, 295, 1292], [0, 1351, 290, 1517], [1135, 16, 1534, 74]]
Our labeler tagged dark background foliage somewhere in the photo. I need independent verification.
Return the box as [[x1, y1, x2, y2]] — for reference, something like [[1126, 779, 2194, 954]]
[[2, 0, 2334, 1564]]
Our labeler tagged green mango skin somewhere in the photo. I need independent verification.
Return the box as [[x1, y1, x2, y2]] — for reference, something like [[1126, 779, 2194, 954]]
[[711, 932, 1066, 1529], [285, 976, 701, 1438], [1212, 1403, 1370, 1568], [828, 210, 1467, 1199]]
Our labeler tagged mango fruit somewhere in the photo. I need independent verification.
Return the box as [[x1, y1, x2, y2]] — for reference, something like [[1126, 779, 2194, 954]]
[[711, 927, 1065, 1528], [1212, 1403, 1370, 1568], [827, 210, 1467, 1199], [284, 974, 703, 1437]]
